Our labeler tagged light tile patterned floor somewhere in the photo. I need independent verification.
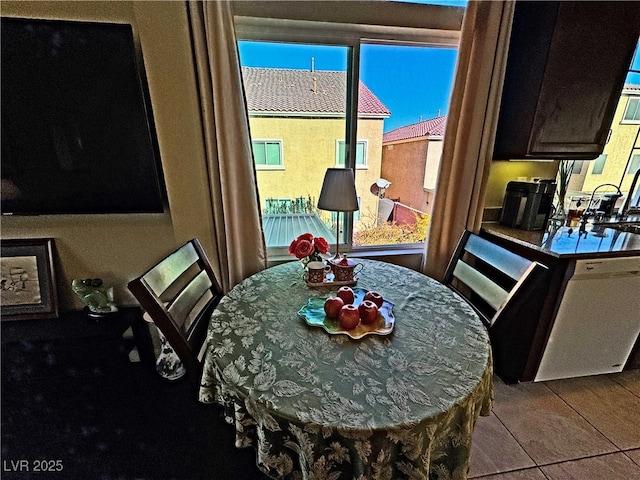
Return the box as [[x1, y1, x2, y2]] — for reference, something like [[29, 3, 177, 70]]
[[469, 370, 640, 480]]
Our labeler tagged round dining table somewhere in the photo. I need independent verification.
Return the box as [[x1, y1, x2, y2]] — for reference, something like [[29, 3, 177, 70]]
[[199, 259, 493, 480]]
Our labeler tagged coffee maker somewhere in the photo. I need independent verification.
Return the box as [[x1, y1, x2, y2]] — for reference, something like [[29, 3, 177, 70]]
[[500, 180, 556, 231]]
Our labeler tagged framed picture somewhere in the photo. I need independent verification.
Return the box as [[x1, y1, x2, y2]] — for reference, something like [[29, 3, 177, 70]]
[[1, 238, 59, 320]]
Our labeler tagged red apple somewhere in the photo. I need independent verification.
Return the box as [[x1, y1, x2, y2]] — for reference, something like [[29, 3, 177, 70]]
[[337, 286, 355, 305], [324, 296, 345, 319], [338, 304, 360, 330], [358, 300, 379, 325], [363, 291, 384, 308]]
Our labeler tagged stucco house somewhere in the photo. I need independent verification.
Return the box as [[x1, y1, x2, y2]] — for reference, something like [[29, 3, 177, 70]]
[[381, 115, 447, 216], [243, 67, 390, 246]]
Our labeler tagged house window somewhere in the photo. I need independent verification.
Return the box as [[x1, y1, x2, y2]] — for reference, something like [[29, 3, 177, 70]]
[[235, 2, 463, 256], [592, 154, 607, 174], [337, 141, 366, 167], [622, 98, 640, 123], [252, 140, 283, 169], [572, 160, 584, 175], [628, 153, 640, 174]]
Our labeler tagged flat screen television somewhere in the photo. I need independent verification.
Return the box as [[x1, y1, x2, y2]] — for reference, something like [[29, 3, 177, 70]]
[[1, 17, 166, 215]]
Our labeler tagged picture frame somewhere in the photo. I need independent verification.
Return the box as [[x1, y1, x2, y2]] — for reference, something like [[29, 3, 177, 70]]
[[1, 238, 59, 320]]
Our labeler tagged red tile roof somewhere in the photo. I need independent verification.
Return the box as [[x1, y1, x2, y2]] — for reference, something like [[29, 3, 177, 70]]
[[242, 67, 390, 116], [383, 115, 447, 143]]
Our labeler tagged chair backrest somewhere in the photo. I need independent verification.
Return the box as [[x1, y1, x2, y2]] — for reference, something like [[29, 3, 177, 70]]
[[443, 230, 549, 382], [443, 230, 547, 327], [128, 239, 223, 384]]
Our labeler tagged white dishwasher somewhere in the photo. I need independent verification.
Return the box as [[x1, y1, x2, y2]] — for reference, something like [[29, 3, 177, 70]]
[[535, 256, 640, 382]]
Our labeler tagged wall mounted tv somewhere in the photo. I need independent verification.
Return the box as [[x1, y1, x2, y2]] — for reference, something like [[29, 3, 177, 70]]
[[1, 17, 166, 215]]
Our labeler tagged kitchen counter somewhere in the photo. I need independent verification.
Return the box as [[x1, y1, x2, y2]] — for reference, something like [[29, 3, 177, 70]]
[[482, 219, 640, 259]]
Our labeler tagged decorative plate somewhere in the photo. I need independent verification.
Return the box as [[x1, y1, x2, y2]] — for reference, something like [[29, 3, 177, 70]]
[[298, 287, 395, 339]]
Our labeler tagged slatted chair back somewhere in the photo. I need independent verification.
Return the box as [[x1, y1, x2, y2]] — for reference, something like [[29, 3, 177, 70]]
[[128, 239, 223, 384], [443, 230, 547, 327]]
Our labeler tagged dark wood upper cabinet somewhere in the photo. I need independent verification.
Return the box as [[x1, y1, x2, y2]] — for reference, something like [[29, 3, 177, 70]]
[[493, 1, 640, 160]]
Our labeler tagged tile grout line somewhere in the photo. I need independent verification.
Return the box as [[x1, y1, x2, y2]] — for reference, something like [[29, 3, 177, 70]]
[[608, 374, 640, 400], [493, 381, 619, 468], [543, 378, 637, 454]]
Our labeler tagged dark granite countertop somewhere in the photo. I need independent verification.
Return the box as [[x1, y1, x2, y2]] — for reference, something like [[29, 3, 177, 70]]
[[482, 219, 640, 259]]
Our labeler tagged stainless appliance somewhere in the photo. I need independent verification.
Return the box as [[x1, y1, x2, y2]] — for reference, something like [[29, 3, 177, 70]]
[[534, 257, 640, 381], [500, 181, 556, 230]]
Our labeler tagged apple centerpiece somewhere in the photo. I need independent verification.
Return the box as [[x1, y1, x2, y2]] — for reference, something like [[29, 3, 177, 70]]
[[322, 288, 385, 331], [338, 304, 360, 330]]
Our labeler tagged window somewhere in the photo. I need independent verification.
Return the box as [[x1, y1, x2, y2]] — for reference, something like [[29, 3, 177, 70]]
[[235, 2, 463, 256], [592, 154, 607, 174], [628, 153, 640, 174], [252, 140, 283, 168], [571, 160, 584, 175], [622, 98, 640, 123], [337, 141, 366, 167]]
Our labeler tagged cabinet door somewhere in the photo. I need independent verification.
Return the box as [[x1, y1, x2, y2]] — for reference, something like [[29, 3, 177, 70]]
[[528, 2, 640, 158], [494, 1, 640, 160]]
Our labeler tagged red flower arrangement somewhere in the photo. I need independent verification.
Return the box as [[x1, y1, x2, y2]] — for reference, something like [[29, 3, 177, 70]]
[[289, 233, 330, 265]]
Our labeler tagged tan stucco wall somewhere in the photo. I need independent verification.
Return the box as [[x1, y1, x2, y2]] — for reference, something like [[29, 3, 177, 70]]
[[0, 1, 214, 310], [250, 116, 384, 228], [381, 139, 429, 214]]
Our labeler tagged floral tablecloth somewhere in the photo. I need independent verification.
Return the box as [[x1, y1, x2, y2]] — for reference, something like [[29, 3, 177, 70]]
[[199, 259, 493, 480]]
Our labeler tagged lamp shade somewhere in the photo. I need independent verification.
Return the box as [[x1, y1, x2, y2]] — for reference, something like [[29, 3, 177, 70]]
[[317, 168, 359, 212]]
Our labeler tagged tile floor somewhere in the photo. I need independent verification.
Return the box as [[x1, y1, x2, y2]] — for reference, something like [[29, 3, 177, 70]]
[[469, 370, 640, 480]]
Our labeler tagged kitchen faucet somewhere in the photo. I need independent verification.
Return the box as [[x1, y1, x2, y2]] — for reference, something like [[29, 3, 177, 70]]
[[578, 183, 623, 237], [618, 168, 640, 219]]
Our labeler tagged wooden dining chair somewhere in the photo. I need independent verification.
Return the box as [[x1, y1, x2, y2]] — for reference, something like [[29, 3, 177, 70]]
[[443, 230, 549, 382], [128, 239, 223, 384]]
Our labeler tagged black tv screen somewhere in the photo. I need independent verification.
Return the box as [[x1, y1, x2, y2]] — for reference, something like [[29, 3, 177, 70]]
[[1, 17, 165, 215]]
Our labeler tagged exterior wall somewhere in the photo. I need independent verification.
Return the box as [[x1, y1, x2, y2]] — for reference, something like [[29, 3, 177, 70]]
[[249, 116, 384, 229], [0, 1, 214, 310], [581, 91, 640, 195], [381, 138, 433, 215]]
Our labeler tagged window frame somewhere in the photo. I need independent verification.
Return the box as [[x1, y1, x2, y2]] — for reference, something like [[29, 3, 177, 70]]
[[252, 139, 285, 170], [627, 153, 640, 174], [622, 97, 640, 124], [336, 140, 368, 168], [234, 4, 464, 260]]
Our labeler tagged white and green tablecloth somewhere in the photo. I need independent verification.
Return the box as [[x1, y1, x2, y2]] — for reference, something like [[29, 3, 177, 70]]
[[199, 259, 492, 480]]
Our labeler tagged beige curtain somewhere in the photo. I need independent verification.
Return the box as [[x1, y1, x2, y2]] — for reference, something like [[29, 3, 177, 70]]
[[422, 0, 514, 282], [188, 0, 267, 292]]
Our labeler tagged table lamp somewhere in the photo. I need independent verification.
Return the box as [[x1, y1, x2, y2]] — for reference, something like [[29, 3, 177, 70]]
[[317, 168, 359, 259]]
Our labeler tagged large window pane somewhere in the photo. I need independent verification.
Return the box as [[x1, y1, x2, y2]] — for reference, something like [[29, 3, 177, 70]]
[[354, 43, 458, 247], [238, 41, 349, 250]]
